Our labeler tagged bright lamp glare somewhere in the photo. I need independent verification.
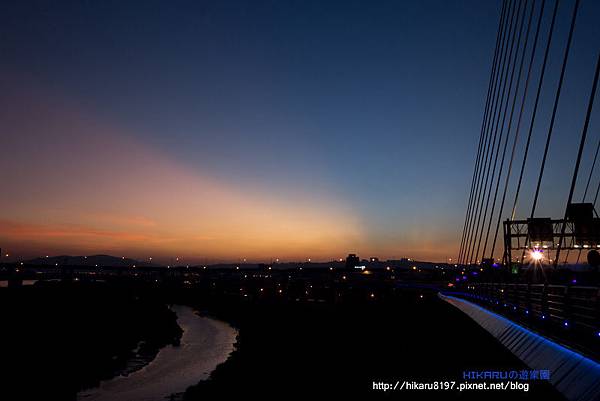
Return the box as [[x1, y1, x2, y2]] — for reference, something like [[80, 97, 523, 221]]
[[530, 250, 543, 261]]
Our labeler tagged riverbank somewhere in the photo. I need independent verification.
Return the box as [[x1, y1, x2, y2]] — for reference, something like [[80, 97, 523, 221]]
[[1, 280, 570, 400], [78, 305, 237, 401], [177, 288, 565, 400], [0, 281, 182, 401]]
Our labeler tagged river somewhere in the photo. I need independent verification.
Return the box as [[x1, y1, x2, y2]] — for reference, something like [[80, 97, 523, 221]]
[[78, 305, 237, 401]]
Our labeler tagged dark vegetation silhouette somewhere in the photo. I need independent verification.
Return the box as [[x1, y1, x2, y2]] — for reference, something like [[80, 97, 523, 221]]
[[1, 273, 566, 401], [1, 281, 181, 401]]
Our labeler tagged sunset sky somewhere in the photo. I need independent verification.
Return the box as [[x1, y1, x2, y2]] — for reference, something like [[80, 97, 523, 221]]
[[1, 0, 599, 263]]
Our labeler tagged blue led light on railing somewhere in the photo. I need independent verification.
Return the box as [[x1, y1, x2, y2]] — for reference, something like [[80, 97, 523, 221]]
[[564, 321, 569, 327], [513, 306, 517, 311], [441, 293, 600, 380], [525, 310, 529, 315], [541, 314, 546, 319]]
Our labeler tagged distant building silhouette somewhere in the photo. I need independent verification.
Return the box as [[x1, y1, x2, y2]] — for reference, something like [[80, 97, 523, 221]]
[[345, 254, 360, 270]]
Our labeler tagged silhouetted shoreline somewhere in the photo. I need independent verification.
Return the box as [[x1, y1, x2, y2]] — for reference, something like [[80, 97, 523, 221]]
[[1, 277, 570, 401], [166, 287, 565, 400], [1, 281, 182, 401], [80, 305, 236, 401]]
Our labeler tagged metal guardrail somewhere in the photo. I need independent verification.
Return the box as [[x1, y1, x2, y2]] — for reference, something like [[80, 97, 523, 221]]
[[460, 282, 600, 334]]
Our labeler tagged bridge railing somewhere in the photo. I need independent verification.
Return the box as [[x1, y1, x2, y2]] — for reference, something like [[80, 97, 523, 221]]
[[457, 282, 600, 339]]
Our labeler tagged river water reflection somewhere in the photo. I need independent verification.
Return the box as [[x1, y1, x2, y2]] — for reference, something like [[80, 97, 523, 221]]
[[78, 305, 237, 401]]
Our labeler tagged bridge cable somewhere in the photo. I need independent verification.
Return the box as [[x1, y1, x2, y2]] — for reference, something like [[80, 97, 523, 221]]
[[490, 0, 546, 261], [465, 0, 519, 264], [478, 0, 530, 261], [458, 0, 510, 263], [460, 0, 512, 264], [467, 0, 523, 264], [466, 0, 520, 264], [529, 0, 580, 219], [482, 0, 537, 261], [594, 169, 600, 207], [554, 51, 600, 268], [522, 0, 579, 265], [459, 0, 510, 263], [509, 0, 560, 223], [462, 0, 516, 264], [581, 137, 600, 202]]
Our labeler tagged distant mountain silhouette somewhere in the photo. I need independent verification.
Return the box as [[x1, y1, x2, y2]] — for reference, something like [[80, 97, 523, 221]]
[[25, 254, 156, 267]]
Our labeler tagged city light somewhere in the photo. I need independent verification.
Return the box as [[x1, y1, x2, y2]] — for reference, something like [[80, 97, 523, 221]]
[[529, 249, 543, 262]]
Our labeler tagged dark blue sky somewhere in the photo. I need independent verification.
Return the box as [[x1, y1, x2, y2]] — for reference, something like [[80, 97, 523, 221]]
[[1, 0, 599, 262]]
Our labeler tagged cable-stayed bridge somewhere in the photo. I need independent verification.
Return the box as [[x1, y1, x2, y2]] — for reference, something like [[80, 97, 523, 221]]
[[455, 2, 600, 399], [458, 0, 600, 271]]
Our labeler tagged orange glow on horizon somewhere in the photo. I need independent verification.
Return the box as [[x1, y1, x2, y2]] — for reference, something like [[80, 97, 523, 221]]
[[0, 83, 459, 263], [0, 86, 364, 262]]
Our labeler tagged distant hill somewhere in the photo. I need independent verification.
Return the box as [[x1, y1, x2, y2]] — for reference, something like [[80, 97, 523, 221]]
[[24, 254, 156, 267]]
